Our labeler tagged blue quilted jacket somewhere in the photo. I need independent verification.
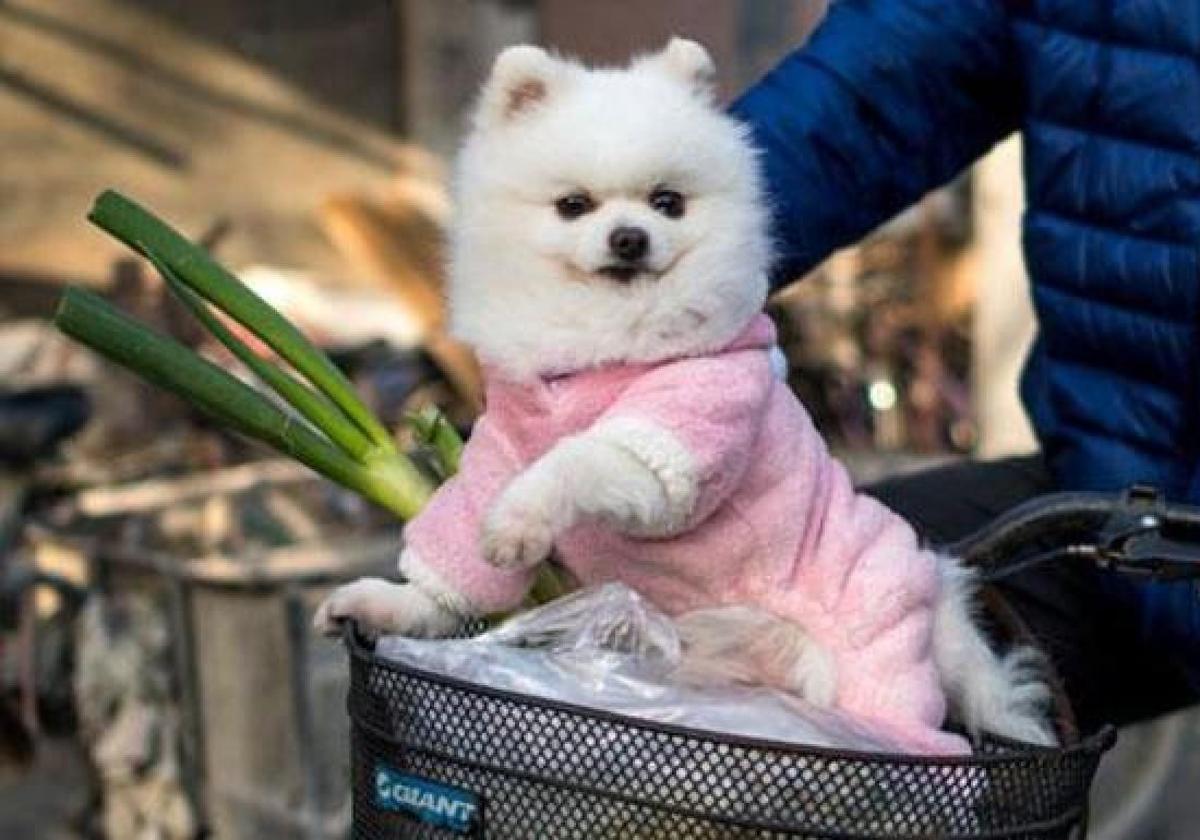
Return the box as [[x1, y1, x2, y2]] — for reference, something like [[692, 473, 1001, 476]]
[[731, 1, 1200, 652]]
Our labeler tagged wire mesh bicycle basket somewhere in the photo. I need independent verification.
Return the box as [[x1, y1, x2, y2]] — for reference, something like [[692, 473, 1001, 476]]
[[345, 624, 1114, 840]]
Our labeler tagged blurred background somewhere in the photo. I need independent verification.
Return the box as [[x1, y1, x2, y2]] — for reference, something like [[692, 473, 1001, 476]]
[[0, 1, 1194, 837]]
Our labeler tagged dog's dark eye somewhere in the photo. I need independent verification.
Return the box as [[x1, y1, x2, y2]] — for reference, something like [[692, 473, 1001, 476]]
[[554, 192, 596, 220], [649, 188, 685, 219]]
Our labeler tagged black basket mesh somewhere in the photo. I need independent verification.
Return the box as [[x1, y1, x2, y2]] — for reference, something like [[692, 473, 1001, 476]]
[[346, 630, 1115, 839]]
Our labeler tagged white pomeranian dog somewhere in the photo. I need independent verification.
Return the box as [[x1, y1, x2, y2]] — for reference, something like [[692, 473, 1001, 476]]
[[315, 39, 1055, 750]]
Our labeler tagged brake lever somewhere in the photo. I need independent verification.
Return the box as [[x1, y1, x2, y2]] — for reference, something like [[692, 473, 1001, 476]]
[[1097, 533, 1200, 580], [1094, 485, 1200, 580]]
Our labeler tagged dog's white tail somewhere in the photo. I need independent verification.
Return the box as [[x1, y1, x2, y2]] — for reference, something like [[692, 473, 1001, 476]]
[[933, 558, 1058, 746]]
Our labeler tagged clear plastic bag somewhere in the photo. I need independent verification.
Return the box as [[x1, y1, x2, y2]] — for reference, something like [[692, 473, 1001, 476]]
[[376, 583, 905, 752]]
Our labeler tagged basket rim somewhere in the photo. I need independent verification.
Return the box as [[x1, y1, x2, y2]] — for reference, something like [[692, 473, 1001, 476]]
[[344, 622, 1118, 768]]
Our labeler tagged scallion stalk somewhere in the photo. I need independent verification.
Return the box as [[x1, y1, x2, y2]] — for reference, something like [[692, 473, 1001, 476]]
[[87, 190, 395, 452], [57, 189, 566, 614], [54, 287, 431, 519]]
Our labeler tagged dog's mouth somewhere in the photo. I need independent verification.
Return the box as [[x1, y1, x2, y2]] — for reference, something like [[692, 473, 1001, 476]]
[[597, 264, 649, 283], [559, 259, 669, 286]]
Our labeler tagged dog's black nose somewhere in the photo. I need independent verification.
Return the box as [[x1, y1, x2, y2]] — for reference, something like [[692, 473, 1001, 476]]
[[609, 226, 649, 262]]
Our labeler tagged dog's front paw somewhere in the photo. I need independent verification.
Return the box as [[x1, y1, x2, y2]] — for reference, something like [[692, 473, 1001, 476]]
[[482, 491, 556, 570], [313, 578, 459, 638]]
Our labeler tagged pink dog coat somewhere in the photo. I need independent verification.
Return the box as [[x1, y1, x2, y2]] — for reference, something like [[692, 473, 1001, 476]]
[[405, 314, 968, 754]]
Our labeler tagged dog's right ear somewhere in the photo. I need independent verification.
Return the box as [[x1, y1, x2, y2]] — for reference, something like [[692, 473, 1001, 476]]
[[477, 45, 563, 127]]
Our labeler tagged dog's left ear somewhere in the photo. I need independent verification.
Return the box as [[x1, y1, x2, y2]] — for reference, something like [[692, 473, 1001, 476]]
[[647, 38, 716, 99]]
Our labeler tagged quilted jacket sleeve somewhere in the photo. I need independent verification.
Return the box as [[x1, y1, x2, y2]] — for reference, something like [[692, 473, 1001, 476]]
[[730, 0, 1021, 287]]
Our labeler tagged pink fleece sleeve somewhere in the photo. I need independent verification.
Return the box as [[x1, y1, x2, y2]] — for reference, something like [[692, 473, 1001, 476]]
[[600, 349, 774, 526], [402, 415, 536, 614]]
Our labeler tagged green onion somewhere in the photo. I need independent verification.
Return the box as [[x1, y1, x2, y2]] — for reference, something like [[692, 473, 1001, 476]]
[[152, 254, 376, 462], [57, 192, 436, 521], [55, 287, 431, 519], [405, 404, 464, 480], [87, 190, 395, 452], [57, 189, 568, 613]]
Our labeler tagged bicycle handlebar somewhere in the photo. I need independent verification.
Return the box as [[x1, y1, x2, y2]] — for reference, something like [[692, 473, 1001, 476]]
[[948, 484, 1200, 582]]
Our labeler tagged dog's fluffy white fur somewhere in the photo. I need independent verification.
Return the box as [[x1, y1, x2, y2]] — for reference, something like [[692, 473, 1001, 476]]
[[314, 39, 1055, 747]]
